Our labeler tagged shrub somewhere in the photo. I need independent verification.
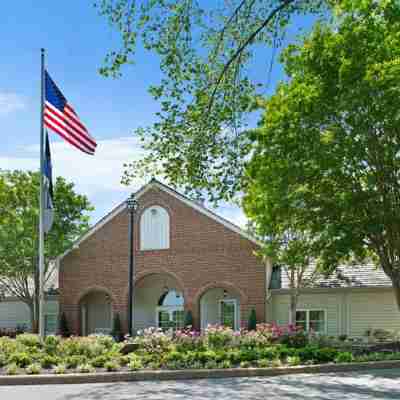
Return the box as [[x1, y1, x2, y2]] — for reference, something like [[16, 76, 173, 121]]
[[338, 334, 348, 342], [204, 360, 218, 369], [77, 363, 95, 373], [314, 348, 339, 363], [259, 347, 278, 360], [220, 360, 232, 369], [16, 334, 41, 348], [184, 310, 193, 328], [25, 363, 42, 375], [204, 325, 235, 349], [239, 361, 251, 368], [128, 359, 143, 371], [8, 352, 32, 368], [239, 348, 259, 362], [44, 335, 61, 354], [59, 312, 70, 337], [226, 349, 241, 364], [334, 352, 354, 364], [287, 356, 301, 366], [65, 355, 88, 369], [271, 359, 282, 368], [0, 353, 6, 367], [257, 359, 271, 368], [6, 363, 19, 375], [247, 309, 257, 331], [54, 364, 67, 374], [91, 355, 109, 368], [104, 360, 120, 372], [196, 350, 217, 364], [280, 330, 308, 348], [94, 334, 115, 350], [41, 355, 59, 369], [111, 313, 123, 342]]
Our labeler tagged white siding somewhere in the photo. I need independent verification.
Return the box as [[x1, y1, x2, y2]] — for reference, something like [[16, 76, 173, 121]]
[[348, 290, 400, 337], [0, 301, 31, 329], [140, 206, 170, 250], [0, 299, 59, 331], [271, 288, 400, 337], [271, 293, 342, 336]]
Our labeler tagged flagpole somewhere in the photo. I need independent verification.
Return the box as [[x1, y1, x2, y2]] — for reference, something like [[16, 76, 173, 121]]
[[39, 48, 46, 339]]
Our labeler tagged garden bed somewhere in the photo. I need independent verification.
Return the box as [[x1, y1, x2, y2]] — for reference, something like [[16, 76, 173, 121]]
[[1, 325, 400, 377]]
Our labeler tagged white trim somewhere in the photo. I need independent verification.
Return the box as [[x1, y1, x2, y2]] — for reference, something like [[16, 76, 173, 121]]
[[155, 306, 185, 329], [293, 309, 327, 334], [57, 179, 260, 262]]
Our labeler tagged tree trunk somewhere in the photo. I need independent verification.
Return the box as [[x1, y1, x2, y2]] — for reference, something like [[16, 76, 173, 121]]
[[288, 290, 298, 326], [27, 301, 35, 333]]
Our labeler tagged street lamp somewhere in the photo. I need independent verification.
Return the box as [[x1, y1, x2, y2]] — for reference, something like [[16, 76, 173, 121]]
[[127, 194, 138, 336]]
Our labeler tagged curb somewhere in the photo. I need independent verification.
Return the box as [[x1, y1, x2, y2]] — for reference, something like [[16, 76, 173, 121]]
[[0, 360, 399, 386]]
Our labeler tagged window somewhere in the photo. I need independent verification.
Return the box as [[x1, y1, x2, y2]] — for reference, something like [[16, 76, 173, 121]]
[[140, 206, 170, 250], [220, 299, 237, 330], [295, 310, 326, 334], [156, 290, 184, 330], [45, 314, 58, 335]]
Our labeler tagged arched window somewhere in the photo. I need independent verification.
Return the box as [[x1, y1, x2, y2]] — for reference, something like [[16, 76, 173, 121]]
[[156, 290, 184, 330], [140, 206, 170, 250]]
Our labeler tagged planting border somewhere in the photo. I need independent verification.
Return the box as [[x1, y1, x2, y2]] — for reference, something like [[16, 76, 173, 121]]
[[0, 360, 399, 386]]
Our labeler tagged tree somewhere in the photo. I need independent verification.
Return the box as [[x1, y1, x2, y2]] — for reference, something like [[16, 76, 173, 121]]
[[0, 170, 92, 330], [245, 222, 320, 325], [97, 0, 328, 202], [111, 313, 123, 341], [247, 308, 257, 330], [243, 1, 400, 308]]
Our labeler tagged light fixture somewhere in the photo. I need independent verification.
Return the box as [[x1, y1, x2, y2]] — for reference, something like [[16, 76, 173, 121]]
[[127, 194, 138, 211], [223, 289, 228, 298]]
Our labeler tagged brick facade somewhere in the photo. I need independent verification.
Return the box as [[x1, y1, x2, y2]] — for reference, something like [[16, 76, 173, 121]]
[[59, 183, 266, 334]]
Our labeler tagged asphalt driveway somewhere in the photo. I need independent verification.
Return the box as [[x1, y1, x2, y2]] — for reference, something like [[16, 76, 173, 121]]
[[1, 368, 400, 399]]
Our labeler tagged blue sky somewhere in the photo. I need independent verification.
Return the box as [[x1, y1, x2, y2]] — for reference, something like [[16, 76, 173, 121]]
[[0, 1, 316, 226]]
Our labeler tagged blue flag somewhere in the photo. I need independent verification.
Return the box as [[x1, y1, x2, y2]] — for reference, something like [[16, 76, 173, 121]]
[[43, 132, 54, 234]]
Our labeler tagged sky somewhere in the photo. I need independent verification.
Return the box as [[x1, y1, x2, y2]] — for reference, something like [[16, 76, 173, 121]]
[[0, 1, 317, 227]]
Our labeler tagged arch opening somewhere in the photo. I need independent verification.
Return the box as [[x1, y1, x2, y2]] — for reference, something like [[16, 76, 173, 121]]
[[133, 274, 185, 332], [79, 290, 112, 335], [200, 287, 241, 330]]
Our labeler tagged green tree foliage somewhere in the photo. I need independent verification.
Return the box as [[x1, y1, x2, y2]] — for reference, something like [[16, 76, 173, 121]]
[[97, 0, 327, 202], [0, 170, 92, 329], [244, 1, 400, 307]]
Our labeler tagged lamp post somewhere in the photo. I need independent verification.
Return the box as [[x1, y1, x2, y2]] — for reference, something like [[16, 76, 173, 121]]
[[127, 194, 138, 337]]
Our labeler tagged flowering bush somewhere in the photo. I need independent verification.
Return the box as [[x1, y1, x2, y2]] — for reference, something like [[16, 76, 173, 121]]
[[0, 325, 398, 375], [203, 325, 238, 349]]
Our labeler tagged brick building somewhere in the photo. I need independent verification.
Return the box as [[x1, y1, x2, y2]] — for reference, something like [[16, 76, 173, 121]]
[[58, 179, 268, 335]]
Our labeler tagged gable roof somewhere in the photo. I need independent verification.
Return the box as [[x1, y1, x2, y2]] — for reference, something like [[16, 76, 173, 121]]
[[272, 263, 392, 290], [57, 179, 258, 262]]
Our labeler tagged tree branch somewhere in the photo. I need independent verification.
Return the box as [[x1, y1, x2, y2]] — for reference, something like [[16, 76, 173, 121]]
[[208, 0, 296, 112]]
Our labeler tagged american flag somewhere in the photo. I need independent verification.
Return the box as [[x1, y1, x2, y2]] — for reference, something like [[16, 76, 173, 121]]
[[44, 71, 97, 155]]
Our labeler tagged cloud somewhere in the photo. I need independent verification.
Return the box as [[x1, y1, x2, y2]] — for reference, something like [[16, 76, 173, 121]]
[[0, 92, 25, 115], [0, 135, 247, 227]]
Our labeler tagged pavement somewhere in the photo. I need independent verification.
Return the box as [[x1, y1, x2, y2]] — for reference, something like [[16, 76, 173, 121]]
[[1, 368, 400, 399]]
